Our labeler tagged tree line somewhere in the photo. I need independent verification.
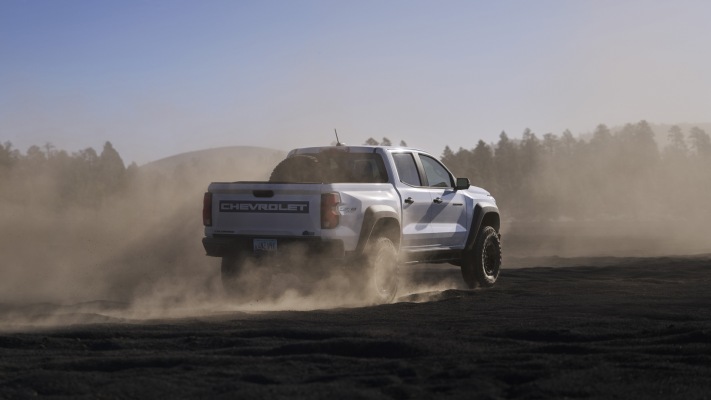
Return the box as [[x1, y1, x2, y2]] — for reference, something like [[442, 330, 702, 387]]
[[438, 121, 711, 221], [2, 120, 710, 223], [0, 141, 135, 208]]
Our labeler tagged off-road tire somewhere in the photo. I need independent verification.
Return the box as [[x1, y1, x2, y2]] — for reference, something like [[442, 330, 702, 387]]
[[221, 255, 271, 300], [461, 225, 501, 288], [269, 155, 323, 183], [221, 255, 245, 297], [365, 236, 400, 303]]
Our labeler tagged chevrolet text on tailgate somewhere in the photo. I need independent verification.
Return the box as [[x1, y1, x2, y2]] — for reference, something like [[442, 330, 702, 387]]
[[202, 145, 501, 303]]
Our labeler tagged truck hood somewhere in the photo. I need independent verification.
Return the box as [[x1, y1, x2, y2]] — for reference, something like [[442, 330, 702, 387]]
[[468, 185, 495, 201]]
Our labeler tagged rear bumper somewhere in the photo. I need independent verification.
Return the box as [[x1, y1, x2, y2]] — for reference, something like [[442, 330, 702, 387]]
[[202, 235, 346, 260]]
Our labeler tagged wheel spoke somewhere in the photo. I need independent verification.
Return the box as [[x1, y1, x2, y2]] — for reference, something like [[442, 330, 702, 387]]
[[369, 237, 399, 302], [480, 235, 499, 277]]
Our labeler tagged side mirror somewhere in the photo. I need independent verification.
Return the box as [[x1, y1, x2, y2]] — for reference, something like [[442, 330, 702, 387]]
[[455, 177, 470, 190]]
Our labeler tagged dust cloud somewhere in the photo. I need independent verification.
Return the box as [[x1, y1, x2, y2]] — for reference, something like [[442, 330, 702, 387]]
[[0, 146, 458, 330], [444, 122, 711, 258], [3, 127, 711, 330]]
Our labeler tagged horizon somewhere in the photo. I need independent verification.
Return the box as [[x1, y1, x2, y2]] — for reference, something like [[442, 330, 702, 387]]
[[2, 0, 711, 165], [6, 120, 710, 168]]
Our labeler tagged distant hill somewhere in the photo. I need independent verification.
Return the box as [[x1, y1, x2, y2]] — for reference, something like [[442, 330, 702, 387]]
[[140, 146, 286, 183]]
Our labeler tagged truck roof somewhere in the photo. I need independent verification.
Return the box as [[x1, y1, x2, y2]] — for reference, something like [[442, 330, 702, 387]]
[[289, 145, 425, 156]]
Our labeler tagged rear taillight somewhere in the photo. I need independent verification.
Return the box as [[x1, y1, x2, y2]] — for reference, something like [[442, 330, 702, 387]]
[[321, 192, 341, 229], [203, 192, 213, 226]]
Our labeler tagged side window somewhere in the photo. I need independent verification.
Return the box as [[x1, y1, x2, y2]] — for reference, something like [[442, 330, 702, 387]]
[[392, 153, 422, 186], [420, 155, 453, 188]]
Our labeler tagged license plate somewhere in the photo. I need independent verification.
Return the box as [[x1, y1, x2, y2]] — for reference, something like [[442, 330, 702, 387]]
[[253, 239, 277, 253]]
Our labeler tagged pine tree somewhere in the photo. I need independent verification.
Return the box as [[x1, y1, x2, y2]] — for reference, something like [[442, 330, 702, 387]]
[[0, 141, 18, 170], [99, 141, 127, 196], [590, 124, 612, 151], [471, 140, 494, 188], [689, 127, 711, 157], [664, 125, 688, 159]]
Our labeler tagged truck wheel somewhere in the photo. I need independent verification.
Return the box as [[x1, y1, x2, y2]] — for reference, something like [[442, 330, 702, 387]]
[[221, 255, 271, 300], [461, 226, 501, 288], [221, 256, 244, 297], [269, 155, 323, 182], [365, 236, 400, 303]]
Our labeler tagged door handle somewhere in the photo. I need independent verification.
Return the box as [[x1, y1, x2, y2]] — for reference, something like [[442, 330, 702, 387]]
[[404, 197, 414, 204], [433, 197, 443, 204]]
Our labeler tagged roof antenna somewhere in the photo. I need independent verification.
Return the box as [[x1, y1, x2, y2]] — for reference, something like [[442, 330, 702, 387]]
[[334, 129, 345, 146]]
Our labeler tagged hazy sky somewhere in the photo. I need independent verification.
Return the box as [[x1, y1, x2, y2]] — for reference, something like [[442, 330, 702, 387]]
[[2, 0, 710, 165]]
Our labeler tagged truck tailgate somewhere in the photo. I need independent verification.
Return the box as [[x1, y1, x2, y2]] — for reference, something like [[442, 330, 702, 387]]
[[209, 182, 323, 237]]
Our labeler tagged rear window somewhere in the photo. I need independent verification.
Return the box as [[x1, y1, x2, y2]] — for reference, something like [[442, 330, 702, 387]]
[[270, 150, 388, 183], [316, 151, 388, 183]]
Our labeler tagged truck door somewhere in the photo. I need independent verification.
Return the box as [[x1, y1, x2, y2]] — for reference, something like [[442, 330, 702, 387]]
[[417, 154, 469, 248], [391, 152, 435, 249]]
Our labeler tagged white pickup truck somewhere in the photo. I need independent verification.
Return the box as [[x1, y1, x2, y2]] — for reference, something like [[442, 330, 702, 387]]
[[202, 145, 501, 302]]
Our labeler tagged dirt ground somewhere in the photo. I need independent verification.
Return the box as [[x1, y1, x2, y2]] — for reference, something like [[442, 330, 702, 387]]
[[1, 255, 710, 399]]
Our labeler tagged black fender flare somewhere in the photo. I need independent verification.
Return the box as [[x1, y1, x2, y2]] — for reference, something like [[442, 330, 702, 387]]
[[465, 203, 500, 251], [354, 206, 401, 256]]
